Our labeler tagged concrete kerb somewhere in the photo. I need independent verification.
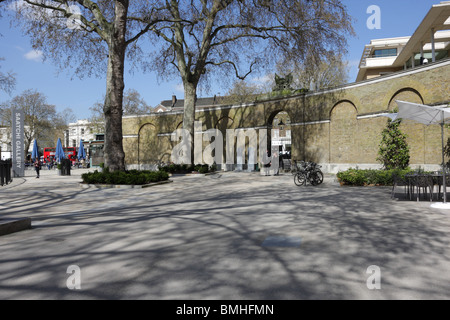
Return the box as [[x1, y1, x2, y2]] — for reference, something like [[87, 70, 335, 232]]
[[0, 217, 32, 236], [79, 180, 173, 189]]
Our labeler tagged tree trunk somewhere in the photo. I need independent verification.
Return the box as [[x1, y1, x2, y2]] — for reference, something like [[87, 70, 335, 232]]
[[182, 80, 197, 164], [103, 1, 128, 172]]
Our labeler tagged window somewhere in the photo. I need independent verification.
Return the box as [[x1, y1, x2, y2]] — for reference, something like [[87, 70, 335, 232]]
[[81, 128, 85, 135], [72, 139, 76, 147], [373, 48, 397, 58]]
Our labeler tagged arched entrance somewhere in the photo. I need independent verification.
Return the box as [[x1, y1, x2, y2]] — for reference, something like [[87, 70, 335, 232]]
[[137, 123, 158, 168], [268, 110, 292, 171], [330, 101, 358, 164]]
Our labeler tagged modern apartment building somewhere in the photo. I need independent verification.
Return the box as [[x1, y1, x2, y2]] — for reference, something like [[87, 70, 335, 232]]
[[357, 1, 450, 82]]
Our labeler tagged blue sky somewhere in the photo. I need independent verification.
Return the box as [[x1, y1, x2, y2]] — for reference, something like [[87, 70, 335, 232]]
[[0, 0, 442, 120]]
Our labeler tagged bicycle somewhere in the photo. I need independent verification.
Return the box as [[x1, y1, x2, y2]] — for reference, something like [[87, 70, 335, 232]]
[[291, 160, 306, 175], [294, 161, 324, 186]]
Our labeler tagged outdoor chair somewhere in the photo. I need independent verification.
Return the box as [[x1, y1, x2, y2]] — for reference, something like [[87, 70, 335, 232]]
[[391, 174, 409, 200], [413, 175, 435, 202], [431, 174, 450, 201]]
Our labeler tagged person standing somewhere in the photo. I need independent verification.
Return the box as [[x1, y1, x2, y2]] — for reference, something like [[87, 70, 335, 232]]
[[34, 159, 41, 178]]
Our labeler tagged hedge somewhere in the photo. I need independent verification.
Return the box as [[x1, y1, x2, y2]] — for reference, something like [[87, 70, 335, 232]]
[[81, 169, 169, 185], [158, 163, 216, 174], [336, 168, 414, 186]]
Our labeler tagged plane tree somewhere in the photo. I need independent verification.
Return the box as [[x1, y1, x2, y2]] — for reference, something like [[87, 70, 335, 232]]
[[9, 0, 160, 171], [138, 0, 354, 159]]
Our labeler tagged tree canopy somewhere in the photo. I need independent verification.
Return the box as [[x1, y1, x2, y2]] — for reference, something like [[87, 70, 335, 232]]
[[0, 89, 75, 154], [9, 0, 159, 171], [140, 0, 355, 161], [4, 0, 355, 167]]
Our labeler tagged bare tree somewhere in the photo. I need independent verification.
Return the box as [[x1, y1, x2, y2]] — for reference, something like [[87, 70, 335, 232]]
[[139, 0, 354, 159], [221, 80, 264, 105], [0, 58, 16, 94], [1, 1, 17, 94], [0, 89, 65, 153], [277, 53, 350, 91], [88, 88, 151, 134], [10, 0, 159, 171], [122, 88, 152, 115], [88, 100, 106, 134]]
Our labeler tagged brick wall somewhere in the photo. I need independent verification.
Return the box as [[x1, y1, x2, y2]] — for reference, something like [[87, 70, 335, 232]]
[[122, 61, 450, 171]]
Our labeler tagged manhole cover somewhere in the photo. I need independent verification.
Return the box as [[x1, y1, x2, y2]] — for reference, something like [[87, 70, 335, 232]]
[[261, 236, 301, 248]]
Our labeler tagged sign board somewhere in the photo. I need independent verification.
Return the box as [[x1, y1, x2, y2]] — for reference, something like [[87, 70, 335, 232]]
[[12, 109, 24, 177]]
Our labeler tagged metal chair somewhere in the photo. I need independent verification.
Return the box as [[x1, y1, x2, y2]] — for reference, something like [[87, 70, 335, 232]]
[[414, 175, 435, 201], [391, 174, 409, 199]]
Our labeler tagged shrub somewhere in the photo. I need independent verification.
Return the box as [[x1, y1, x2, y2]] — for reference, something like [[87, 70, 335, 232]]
[[377, 119, 410, 170], [158, 163, 216, 174], [81, 170, 169, 185], [337, 168, 413, 186]]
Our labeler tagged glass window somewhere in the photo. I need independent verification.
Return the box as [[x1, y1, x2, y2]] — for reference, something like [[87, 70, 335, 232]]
[[373, 48, 397, 58]]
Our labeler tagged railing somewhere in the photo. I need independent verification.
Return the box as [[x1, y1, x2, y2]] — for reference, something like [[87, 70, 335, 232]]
[[0, 159, 12, 186]]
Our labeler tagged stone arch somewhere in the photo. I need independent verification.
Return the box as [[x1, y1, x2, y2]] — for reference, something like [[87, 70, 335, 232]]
[[330, 100, 358, 163], [214, 116, 234, 131], [137, 122, 159, 165], [388, 87, 424, 110], [266, 108, 293, 127], [388, 88, 426, 165], [265, 108, 295, 164], [329, 100, 358, 118]]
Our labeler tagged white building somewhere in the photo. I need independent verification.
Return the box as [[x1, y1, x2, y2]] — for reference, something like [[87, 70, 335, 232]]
[[64, 119, 97, 148], [0, 126, 11, 160], [357, 1, 450, 81], [0, 126, 35, 160]]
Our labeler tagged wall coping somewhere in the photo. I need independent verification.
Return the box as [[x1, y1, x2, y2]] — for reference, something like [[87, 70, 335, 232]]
[[122, 58, 450, 120]]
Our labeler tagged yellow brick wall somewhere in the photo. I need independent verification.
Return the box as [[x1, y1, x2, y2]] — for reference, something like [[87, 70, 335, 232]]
[[122, 62, 450, 168]]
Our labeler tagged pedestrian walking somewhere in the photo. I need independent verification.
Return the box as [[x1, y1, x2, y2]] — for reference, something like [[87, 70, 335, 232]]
[[34, 159, 41, 178]]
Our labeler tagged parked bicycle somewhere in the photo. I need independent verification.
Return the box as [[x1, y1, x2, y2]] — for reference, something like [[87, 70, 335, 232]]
[[291, 160, 305, 175], [294, 161, 324, 186]]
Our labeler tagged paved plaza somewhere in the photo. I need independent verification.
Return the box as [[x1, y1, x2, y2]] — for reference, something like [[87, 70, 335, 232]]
[[1, 167, 450, 300]]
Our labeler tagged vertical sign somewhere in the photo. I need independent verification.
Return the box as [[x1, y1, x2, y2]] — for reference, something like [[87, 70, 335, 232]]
[[12, 109, 24, 177]]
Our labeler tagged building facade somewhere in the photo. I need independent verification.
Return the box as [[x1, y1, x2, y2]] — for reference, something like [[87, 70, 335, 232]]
[[357, 1, 450, 81], [121, 59, 450, 172], [64, 119, 96, 148]]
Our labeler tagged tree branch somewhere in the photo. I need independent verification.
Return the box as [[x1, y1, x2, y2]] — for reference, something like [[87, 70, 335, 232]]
[[205, 59, 257, 80]]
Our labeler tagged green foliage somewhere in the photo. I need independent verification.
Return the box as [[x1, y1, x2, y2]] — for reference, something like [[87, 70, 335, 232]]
[[377, 120, 410, 170], [444, 137, 450, 168], [158, 163, 216, 174], [81, 170, 169, 185], [337, 168, 413, 186]]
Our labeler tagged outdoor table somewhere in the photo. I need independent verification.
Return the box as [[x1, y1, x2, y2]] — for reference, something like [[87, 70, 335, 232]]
[[431, 173, 445, 200], [404, 173, 445, 201], [404, 174, 416, 200]]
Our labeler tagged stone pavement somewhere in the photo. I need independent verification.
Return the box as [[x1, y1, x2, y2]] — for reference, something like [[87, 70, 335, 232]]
[[1, 167, 450, 300]]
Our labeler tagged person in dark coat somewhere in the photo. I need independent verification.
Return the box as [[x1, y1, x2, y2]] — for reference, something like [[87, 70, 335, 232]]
[[34, 159, 41, 178]]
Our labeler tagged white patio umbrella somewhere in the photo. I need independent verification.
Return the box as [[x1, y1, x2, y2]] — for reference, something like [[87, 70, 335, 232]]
[[393, 101, 450, 208]]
